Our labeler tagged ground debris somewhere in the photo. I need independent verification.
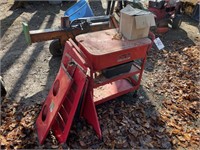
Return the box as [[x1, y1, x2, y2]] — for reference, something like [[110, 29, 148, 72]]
[[146, 46, 200, 149], [1, 46, 199, 149]]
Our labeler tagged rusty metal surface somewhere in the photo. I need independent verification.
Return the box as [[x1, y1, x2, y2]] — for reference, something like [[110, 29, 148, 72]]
[[29, 19, 113, 46], [76, 29, 152, 56], [76, 29, 152, 70]]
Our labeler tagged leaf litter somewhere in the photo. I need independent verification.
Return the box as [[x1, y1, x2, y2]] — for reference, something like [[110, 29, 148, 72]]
[[1, 46, 199, 149]]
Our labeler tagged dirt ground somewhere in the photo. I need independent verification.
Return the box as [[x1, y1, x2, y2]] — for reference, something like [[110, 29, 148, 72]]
[[0, 1, 200, 149]]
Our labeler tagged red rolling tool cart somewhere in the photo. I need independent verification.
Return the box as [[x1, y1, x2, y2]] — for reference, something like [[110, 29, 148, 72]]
[[36, 28, 154, 144]]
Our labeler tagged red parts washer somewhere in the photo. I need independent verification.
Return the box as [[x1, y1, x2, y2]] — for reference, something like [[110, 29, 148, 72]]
[[76, 29, 152, 71], [76, 29, 154, 138], [36, 28, 154, 144]]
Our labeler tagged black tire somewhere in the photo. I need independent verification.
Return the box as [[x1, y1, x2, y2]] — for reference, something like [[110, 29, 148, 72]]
[[172, 14, 182, 29], [49, 39, 62, 56]]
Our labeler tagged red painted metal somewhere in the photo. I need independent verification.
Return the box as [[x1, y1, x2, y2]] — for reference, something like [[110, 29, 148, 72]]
[[76, 29, 151, 71], [156, 27, 169, 33], [76, 29, 153, 137], [63, 41, 88, 72], [93, 64, 140, 88], [37, 51, 87, 144], [93, 79, 136, 105], [148, 0, 180, 24], [82, 85, 102, 138], [62, 39, 102, 138], [51, 65, 87, 143], [36, 64, 73, 144], [148, 7, 166, 21], [36, 29, 154, 144]]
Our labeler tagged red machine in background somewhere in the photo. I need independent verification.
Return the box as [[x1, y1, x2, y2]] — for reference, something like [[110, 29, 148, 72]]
[[107, 0, 182, 30], [148, 0, 182, 29]]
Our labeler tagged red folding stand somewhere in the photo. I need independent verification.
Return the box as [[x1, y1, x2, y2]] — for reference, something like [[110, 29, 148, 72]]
[[64, 39, 102, 139], [36, 43, 88, 144], [36, 64, 73, 144]]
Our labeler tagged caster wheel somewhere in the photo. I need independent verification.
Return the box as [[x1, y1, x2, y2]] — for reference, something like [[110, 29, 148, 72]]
[[49, 39, 62, 56]]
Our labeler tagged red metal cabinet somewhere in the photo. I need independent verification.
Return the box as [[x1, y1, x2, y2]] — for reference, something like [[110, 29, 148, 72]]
[[75, 29, 153, 138]]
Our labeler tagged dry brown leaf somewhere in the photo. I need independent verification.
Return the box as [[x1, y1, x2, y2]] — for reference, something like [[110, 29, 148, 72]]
[[79, 140, 87, 148], [178, 141, 188, 148], [165, 99, 172, 105], [170, 129, 181, 135], [167, 121, 182, 130], [128, 128, 138, 137], [172, 138, 179, 145], [112, 33, 122, 40], [144, 122, 150, 128], [0, 135, 8, 146], [183, 133, 191, 141], [177, 135, 186, 142], [51, 145, 59, 149]]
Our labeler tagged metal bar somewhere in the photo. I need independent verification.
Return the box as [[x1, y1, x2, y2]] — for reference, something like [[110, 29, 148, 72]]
[[110, 15, 119, 28], [118, 0, 123, 10], [107, 0, 112, 15], [30, 29, 67, 43], [123, 0, 126, 9], [110, 0, 116, 15], [77, 15, 110, 23], [23, 15, 117, 48], [29, 22, 110, 44]]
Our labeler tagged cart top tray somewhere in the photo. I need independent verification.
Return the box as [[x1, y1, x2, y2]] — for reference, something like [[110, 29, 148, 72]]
[[76, 29, 152, 70]]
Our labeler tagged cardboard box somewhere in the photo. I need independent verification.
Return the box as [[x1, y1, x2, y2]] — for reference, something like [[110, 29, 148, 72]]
[[120, 5, 155, 40]]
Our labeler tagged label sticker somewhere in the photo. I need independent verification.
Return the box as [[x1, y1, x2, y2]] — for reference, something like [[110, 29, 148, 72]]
[[117, 53, 131, 62], [154, 37, 165, 50]]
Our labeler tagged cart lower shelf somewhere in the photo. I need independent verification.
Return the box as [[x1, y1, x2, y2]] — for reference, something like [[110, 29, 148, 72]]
[[93, 63, 140, 87], [93, 78, 138, 105]]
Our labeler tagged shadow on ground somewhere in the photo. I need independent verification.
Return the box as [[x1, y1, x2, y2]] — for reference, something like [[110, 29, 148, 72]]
[[65, 86, 172, 149], [89, 0, 106, 16], [1, 1, 77, 101]]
